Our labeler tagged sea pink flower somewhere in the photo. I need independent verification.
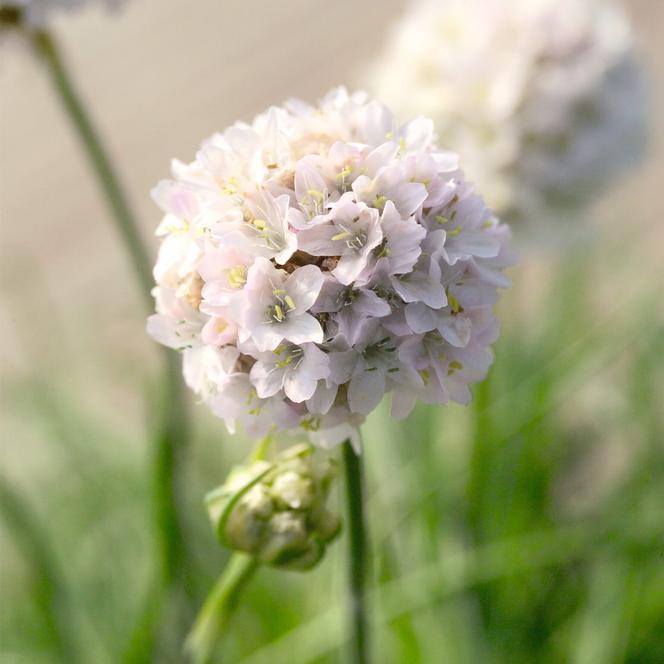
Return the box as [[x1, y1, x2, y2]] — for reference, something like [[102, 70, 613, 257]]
[[148, 88, 514, 448]]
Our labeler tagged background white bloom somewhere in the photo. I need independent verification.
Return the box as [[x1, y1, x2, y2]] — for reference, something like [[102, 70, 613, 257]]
[[0, 0, 124, 26], [148, 87, 514, 448], [369, 0, 648, 228]]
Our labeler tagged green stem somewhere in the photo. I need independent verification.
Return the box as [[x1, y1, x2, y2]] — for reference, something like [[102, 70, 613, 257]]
[[342, 440, 370, 664], [31, 30, 154, 310], [30, 28, 191, 655], [185, 554, 260, 664]]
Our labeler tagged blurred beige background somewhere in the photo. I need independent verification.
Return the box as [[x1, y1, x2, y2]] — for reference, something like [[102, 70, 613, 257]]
[[1, 0, 662, 479]]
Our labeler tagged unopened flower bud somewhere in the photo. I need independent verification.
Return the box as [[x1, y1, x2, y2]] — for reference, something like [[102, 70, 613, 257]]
[[206, 444, 341, 571]]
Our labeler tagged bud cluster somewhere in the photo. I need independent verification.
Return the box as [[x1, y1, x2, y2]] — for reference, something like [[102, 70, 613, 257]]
[[206, 444, 340, 571]]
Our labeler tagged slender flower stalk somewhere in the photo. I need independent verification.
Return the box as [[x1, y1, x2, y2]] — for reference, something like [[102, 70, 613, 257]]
[[30, 30, 153, 306], [188, 441, 340, 660], [342, 440, 370, 664], [185, 553, 260, 664], [27, 25, 191, 646]]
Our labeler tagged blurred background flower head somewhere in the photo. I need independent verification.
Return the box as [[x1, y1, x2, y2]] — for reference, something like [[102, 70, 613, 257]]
[[0, 0, 125, 26], [370, 0, 649, 233]]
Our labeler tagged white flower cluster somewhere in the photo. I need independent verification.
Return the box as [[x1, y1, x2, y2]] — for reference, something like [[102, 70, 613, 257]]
[[0, 0, 124, 25], [370, 0, 647, 225], [148, 88, 513, 448]]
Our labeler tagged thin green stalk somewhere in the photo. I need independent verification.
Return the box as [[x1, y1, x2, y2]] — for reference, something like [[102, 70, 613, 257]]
[[185, 554, 260, 664], [31, 30, 154, 309], [342, 440, 370, 664], [30, 28, 191, 656]]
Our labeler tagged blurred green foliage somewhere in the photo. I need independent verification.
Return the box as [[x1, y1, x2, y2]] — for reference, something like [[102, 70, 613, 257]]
[[1, 246, 663, 664]]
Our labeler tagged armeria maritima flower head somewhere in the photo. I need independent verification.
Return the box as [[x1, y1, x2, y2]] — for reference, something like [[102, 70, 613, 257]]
[[147, 88, 514, 449], [370, 0, 648, 227]]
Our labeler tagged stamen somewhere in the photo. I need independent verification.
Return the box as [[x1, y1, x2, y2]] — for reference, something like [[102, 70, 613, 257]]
[[373, 195, 387, 210], [284, 295, 296, 311]]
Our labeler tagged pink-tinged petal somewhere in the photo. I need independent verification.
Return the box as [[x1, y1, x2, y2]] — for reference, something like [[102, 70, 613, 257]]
[[151, 180, 198, 219], [431, 151, 460, 173], [404, 302, 438, 334], [280, 314, 324, 346], [201, 317, 237, 346], [310, 277, 344, 314], [391, 389, 417, 420], [296, 224, 339, 256], [284, 373, 319, 403], [286, 265, 325, 313], [273, 232, 298, 265], [251, 324, 287, 352], [446, 232, 500, 261], [438, 316, 472, 348], [306, 381, 338, 415], [392, 261, 447, 309], [354, 290, 391, 317], [329, 350, 358, 384], [361, 101, 395, 145], [362, 142, 399, 176], [301, 343, 331, 381], [348, 365, 386, 415], [380, 201, 426, 275], [333, 253, 369, 286], [400, 117, 434, 153], [391, 182, 428, 217], [250, 362, 285, 399]]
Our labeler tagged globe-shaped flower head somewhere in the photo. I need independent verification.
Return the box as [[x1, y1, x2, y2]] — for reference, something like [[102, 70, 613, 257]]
[[148, 88, 514, 449], [370, 0, 648, 227]]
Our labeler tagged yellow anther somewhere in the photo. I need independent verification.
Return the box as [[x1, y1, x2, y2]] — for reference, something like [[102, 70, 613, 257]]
[[420, 369, 430, 386], [448, 293, 461, 314], [273, 304, 285, 321], [307, 189, 324, 200], [331, 231, 351, 241], [447, 360, 463, 376], [385, 131, 394, 139], [446, 227, 461, 237], [275, 356, 294, 369], [215, 320, 228, 333], [337, 164, 353, 180], [252, 218, 267, 231], [435, 214, 449, 224], [373, 195, 387, 210], [301, 416, 321, 432], [227, 265, 247, 288], [399, 136, 407, 152], [272, 288, 287, 296], [284, 295, 296, 311]]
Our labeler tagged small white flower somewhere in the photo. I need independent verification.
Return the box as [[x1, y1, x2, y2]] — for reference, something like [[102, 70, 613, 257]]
[[1, 0, 125, 25]]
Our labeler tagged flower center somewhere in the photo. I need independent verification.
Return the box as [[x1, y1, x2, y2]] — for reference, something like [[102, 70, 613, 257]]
[[269, 289, 296, 323]]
